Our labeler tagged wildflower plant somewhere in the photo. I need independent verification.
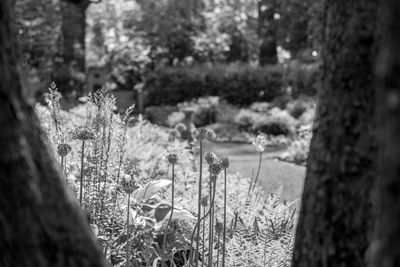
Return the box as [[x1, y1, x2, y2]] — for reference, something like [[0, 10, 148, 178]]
[[36, 85, 297, 267]]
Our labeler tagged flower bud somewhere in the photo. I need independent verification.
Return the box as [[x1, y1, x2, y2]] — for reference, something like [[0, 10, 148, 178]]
[[209, 163, 222, 176], [57, 143, 72, 157], [166, 153, 178, 165], [204, 152, 217, 165]]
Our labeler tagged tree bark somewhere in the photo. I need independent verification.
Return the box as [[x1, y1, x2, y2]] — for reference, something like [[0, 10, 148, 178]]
[[258, 0, 277, 65], [0, 1, 109, 266], [54, 0, 89, 97], [292, 1, 378, 266], [368, 1, 400, 266]]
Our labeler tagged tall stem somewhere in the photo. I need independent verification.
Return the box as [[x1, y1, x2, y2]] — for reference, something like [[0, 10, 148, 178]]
[[208, 176, 213, 267], [251, 152, 263, 193], [202, 205, 206, 267], [162, 164, 175, 266], [126, 193, 131, 267], [216, 233, 221, 267], [79, 140, 85, 206], [208, 178, 217, 267], [189, 182, 217, 266], [195, 140, 203, 267], [222, 169, 227, 267]]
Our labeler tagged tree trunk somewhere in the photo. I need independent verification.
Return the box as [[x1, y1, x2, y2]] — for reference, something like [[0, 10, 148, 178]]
[[368, 1, 400, 266], [258, 0, 277, 65], [54, 0, 89, 97], [0, 1, 109, 266], [292, 1, 378, 266]]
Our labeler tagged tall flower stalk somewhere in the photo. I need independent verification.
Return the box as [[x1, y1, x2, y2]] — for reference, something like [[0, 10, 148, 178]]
[[207, 163, 221, 267], [249, 135, 267, 195], [220, 157, 230, 267], [200, 196, 208, 267], [204, 152, 218, 267], [121, 177, 137, 267], [189, 185, 217, 266], [162, 153, 178, 265], [108, 106, 133, 254], [72, 127, 95, 207], [57, 143, 71, 175], [192, 128, 207, 267], [215, 220, 223, 267]]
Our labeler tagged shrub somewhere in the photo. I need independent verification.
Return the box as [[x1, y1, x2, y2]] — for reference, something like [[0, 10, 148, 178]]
[[145, 63, 285, 106], [286, 99, 308, 119], [250, 102, 271, 113], [253, 107, 296, 136], [145, 105, 179, 126], [278, 125, 312, 165], [234, 109, 265, 131]]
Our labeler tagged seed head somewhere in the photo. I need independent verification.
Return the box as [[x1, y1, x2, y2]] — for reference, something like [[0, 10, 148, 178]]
[[252, 135, 267, 152], [57, 143, 72, 157], [72, 126, 95, 141], [215, 220, 223, 235], [121, 176, 138, 194], [220, 157, 230, 169], [206, 129, 216, 141], [166, 153, 178, 165], [200, 195, 209, 207], [204, 152, 218, 165], [192, 128, 207, 141], [209, 163, 222, 176]]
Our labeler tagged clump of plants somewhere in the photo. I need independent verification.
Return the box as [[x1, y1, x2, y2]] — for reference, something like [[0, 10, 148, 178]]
[[36, 83, 297, 267]]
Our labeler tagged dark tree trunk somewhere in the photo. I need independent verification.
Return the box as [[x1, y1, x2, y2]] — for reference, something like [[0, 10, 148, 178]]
[[258, 0, 277, 65], [54, 0, 89, 97], [0, 1, 109, 266], [292, 1, 378, 266], [368, 1, 400, 266], [228, 30, 248, 63]]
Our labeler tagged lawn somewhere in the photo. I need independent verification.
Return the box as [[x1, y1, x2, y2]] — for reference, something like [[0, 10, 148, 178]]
[[202, 141, 306, 201]]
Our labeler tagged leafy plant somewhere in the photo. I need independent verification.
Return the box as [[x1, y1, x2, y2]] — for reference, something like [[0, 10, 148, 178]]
[[36, 83, 297, 267]]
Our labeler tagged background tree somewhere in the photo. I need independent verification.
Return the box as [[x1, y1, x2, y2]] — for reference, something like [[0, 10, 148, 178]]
[[277, 0, 313, 59], [0, 1, 108, 266], [369, 1, 400, 266], [54, 0, 100, 97], [258, 0, 277, 65], [15, 0, 60, 101], [292, 0, 378, 266]]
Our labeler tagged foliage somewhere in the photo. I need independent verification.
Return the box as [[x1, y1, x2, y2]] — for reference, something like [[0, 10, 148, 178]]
[[36, 84, 297, 266], [286, 60, 320, 96], [15, 0, 60, 97], [278, 125, 312, 165], [145, 64, 284, 106]]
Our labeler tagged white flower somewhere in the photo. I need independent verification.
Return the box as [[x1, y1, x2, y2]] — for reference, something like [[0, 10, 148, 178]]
[[252, 135, 267, 152]]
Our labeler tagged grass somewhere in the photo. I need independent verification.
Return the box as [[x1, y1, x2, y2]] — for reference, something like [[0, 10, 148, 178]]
[[202, 141, 305, 201]]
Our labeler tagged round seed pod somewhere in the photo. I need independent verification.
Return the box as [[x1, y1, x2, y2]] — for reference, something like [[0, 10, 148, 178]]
[[220, 157, 230, 169], [200, 195, 209, 207], [204, 152, 217, 165], [121, 178, 138, 194], [72, 126, 95, 141], [57, 143, 72, 157], [215, 221, 223, 235], [166, 153, 178, 165], [209, 163, 222, 176], [206, 129, 216, 141]]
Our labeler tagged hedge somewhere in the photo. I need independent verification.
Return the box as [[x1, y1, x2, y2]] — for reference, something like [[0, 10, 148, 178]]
[[144, 64, 285, 106]]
